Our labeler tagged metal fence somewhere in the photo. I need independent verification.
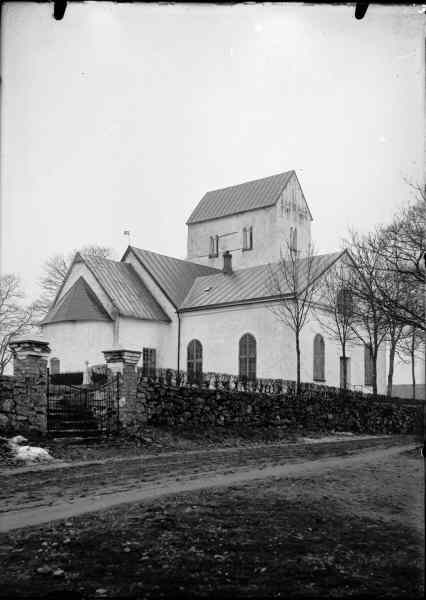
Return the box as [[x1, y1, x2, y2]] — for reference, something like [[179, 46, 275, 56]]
[[47, 373, 120, 436]]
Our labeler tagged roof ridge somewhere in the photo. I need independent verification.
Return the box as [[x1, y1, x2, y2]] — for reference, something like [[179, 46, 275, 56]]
[[186, 250, 344, 280], [201, 170, 294, 196], [186, 170, 298, 225], [130, 246, 221, 272], [83, 255, 122, 265]]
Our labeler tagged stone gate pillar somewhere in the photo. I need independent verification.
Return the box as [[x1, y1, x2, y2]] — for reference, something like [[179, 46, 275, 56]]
[[103, 348, 141, 431], [8, 337, 51, 434]]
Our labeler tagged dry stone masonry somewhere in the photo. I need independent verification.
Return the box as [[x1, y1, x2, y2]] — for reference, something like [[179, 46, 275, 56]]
[[0, 338, 50, 434]]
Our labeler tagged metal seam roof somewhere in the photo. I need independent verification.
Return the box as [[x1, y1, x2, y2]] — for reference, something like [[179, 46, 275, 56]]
[[179, 252, 344, 311], [129, 247, 221, 308], [41, 277, 112, 325], [186, 170, 299, 225], [83, 256, 170, 321]]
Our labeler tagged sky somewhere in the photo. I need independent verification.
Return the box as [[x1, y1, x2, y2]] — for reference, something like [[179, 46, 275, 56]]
[[1, 2, 424, 381]]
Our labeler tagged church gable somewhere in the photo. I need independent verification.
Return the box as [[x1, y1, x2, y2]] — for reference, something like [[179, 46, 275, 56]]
[[41, 277, 112, 324], [277, 172, 313, 222]]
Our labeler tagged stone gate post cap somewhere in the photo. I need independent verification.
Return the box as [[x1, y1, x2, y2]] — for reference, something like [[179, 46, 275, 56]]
[[9, 336, 51, 357], [103, 348, 141, 366]]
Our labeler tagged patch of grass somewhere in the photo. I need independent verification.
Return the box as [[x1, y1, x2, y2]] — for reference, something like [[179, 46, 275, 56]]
[[0, 451, 423, 599]]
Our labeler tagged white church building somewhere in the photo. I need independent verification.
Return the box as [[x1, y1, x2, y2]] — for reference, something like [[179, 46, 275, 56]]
[[40, 170, 386, 393]]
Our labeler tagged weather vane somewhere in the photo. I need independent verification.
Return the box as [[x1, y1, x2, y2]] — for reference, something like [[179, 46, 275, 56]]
[[123, 230, 131, 246]]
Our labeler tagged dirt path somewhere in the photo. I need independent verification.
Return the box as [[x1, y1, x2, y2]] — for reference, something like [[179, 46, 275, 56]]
[[0, 434, 386, 476], [0, 443, 413, 533], [0, 436, 404, 514]]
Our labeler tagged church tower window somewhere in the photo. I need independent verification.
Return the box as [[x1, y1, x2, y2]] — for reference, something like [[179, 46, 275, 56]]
[[209, 235, 219, 258], [243, 226, 253, 251], [289, 227, 298, 254]]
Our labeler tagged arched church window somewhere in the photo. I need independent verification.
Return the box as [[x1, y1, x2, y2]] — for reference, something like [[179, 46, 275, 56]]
[[239, 333, 256, 381], [313, 334, 325, 381], [187, 339, 203, 384]]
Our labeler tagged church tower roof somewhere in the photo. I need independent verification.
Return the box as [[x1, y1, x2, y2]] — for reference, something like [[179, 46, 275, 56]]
[[186, 170, 312, 225]]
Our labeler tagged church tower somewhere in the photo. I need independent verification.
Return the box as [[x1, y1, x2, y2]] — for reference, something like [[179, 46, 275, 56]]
[[186, 170, 313, 270]]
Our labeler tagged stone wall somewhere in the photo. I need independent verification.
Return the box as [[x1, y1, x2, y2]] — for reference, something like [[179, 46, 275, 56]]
[[0, 338, 50, 435], [126, 377, 422, 437], [0, 373, 47, 434]]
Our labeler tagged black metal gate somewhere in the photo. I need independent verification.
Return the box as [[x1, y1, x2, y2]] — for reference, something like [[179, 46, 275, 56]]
[[47, 373, 120, 437]]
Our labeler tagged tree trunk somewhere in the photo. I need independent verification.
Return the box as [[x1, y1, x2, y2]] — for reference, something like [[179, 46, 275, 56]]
[[295, 331, 301, 396], [411, 334, 416, 400], [387, 340, 396, 398], [341, 345, 347, 391], [372, 351, 378, 397]]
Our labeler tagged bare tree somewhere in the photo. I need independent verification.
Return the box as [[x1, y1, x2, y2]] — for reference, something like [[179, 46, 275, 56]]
[[267, 242, 323, 395], [397, 327, 424, 400], [367, 195, 425, 332], [0, 274, 42, 374], [345, 231, 390, 396], [313, 257, 357, 390], [38, 245, 114, 314]]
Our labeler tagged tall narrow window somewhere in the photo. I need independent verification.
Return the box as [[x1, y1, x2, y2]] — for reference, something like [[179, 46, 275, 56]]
[[337, 288, 353, 317], [313, 334, 325, 381], [187, 339, 203, 384], [142, 348, 156, 377], [290, 227, 298, 254], [239, 333, 256, 380], [243, 226, 253, 251], [209, 235, 219, 258], [364, 344, 374, 386]]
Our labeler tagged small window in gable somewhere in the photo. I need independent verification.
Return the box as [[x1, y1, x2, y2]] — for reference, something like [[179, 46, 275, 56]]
[[337, 288, 353, 318], [209, 235, 219, 258]]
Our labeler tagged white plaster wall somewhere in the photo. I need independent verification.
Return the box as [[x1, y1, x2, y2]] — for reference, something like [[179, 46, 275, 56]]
[[274, 175, 312, 258], [42, 321, 114, 371], [179, 302, 387, 392], [186, 207, 277, 270], [118, 317, 171, 368]]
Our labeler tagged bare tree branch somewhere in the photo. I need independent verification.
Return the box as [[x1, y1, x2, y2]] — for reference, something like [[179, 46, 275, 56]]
[[37, 245, 115, 314], [0, 274, 43, 374], [266, 242, 322, 394]]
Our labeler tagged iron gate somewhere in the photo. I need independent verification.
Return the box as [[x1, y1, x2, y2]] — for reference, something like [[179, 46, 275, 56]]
[[47, 373, 120, 437]]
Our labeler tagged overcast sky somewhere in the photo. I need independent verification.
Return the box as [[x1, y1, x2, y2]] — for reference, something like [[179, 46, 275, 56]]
[[2, 2, 424, 295]]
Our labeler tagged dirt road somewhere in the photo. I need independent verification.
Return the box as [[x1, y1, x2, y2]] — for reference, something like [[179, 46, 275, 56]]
[[1, 437, 415, 532]]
